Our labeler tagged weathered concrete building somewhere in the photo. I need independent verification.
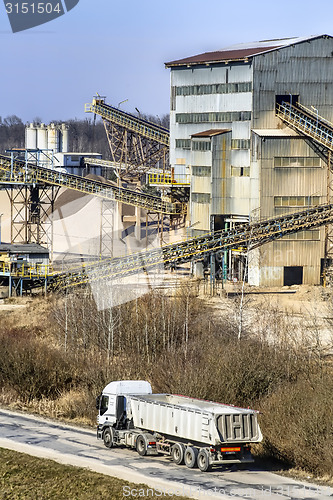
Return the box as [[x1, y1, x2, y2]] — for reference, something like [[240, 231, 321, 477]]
[[165, 34, 333, 286]]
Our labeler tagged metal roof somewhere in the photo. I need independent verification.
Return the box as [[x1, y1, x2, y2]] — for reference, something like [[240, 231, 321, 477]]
[[165, 35, 332, 67], [252, 128, 299, 137], [0, 243, 49, 254], [191, 129, 231, 138]]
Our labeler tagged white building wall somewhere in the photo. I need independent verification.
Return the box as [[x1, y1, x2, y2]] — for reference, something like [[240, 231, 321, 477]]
[[170, 63, 253, 179]]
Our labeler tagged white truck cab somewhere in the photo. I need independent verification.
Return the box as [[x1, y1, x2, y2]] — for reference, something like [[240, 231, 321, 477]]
[[96, 380, 152, 428]]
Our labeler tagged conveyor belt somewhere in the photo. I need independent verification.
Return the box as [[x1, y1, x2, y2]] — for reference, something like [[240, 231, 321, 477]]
[[0, 154, 182, 215], [85, 99, 170, 147], [276, 101, 333, 159], [50, 203, 333, 290]]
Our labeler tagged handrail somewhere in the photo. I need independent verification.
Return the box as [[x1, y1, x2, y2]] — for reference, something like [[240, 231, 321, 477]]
[[276, 102, 333, 153], [50, 203, 333, 290], [85, 100, 170, 147], [0, 154, 184, 215]]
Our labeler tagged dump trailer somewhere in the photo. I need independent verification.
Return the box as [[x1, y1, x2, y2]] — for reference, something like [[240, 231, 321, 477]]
[[96, 380, 262, 472]]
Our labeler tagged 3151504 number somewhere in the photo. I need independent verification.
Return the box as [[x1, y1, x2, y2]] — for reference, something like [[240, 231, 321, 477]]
[[5, 3, 62, 14]]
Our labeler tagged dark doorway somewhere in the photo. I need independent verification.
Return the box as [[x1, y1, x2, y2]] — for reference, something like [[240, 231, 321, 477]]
[[284, 266, 303, 286], [210, 215, 225, 232], [276, 94, 299, 110]]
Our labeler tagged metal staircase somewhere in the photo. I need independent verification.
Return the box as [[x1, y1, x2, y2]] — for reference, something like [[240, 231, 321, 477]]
[[0, 154, 182, 215]]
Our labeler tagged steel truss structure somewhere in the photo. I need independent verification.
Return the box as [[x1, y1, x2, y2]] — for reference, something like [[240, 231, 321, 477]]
[[85, 97, 169, 180], [50, 203, 333, 290], [100, 199, 115, 258], [0, 154, 183, 215], [5, 183, 59, 251]]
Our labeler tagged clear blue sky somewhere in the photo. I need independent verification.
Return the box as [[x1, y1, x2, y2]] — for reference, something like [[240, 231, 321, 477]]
[[1, 0, 333, 123]]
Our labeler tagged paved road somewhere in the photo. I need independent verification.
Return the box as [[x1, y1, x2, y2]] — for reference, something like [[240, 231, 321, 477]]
[[0, 408, 331, 500]]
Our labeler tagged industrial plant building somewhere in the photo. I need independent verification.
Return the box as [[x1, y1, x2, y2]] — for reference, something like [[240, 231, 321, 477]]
[[165, 34, 333, 286]]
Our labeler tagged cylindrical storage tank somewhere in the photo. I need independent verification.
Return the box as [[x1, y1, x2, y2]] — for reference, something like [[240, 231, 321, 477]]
[[25, 123, 37, 149], [47, 123, 59, 152], [61, 123, 69, 152], [37, 123, 48, 150]]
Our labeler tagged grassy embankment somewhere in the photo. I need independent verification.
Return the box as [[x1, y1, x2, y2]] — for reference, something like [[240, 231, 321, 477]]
[[0, 448, 189, 499]]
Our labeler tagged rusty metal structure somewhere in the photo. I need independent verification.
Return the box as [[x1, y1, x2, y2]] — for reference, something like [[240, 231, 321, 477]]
[[85, 96, 188, 244], [85, 96, 170, 180], [0, 154, 183, 215], [49, 202, 333, 291], [4, 201, 333, 296]]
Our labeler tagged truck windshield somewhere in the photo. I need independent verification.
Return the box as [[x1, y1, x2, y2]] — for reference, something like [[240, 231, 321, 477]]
[[100, 395, 109, 415]]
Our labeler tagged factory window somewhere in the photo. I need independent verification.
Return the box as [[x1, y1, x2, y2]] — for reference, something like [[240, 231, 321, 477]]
[[283, 230, 320, 241], [176, 111, 251, 124], [175, 82, 252, 96], [192, 141, 211, 151], [171, 86, 176, 111], [274, 196, 320, 207], [231, 139, 251, 150], [192, 166, 211, 176], [192, 193, 210, 203], [274, 156, 321, 167], [175, 139, 191, 149], [231, 166, 250, 177]]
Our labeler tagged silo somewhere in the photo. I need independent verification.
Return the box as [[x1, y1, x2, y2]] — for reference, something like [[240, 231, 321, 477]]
[[25, 123, 37, 149], [47, 123, 59, 152], [37, 123, 48, 150], [61, 123, 69, 152]]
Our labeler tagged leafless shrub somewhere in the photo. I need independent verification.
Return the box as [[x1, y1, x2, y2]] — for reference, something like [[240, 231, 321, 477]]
[[259, 374, 333, 477], [1, 283, 332, 477]]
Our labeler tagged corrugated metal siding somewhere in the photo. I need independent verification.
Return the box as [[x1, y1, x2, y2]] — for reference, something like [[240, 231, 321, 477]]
[[252, 37, 333, 129], [170, 36, 333, 286], [170, 63, 253, 175], [256, 133, 326, 285], [258, 239, 323, 286], [211, 133, 230, 215], [191, 203, 210, 232], [190, 147, 212, 231], [259, 138, 326, 219]]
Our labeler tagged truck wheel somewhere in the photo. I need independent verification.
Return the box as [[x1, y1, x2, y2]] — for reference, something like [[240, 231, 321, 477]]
[[184, 446, 198, 468], [197, 449, 211, 472], [103, 427, 114, 448], [171, 443, 185, 465], [136, 435, 147, 456]]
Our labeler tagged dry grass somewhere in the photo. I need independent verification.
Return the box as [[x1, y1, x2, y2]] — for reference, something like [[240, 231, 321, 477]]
[[0, 286, 332, 478], [0, 448, 190, 499]]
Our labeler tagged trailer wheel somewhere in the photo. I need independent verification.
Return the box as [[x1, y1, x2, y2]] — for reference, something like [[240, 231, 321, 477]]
[[184, 446, 198, 468], [103, 427, 114, 448], [171, 443, 185, 465], [197, 449, 211, 472], [136, 435, 147, 456]]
